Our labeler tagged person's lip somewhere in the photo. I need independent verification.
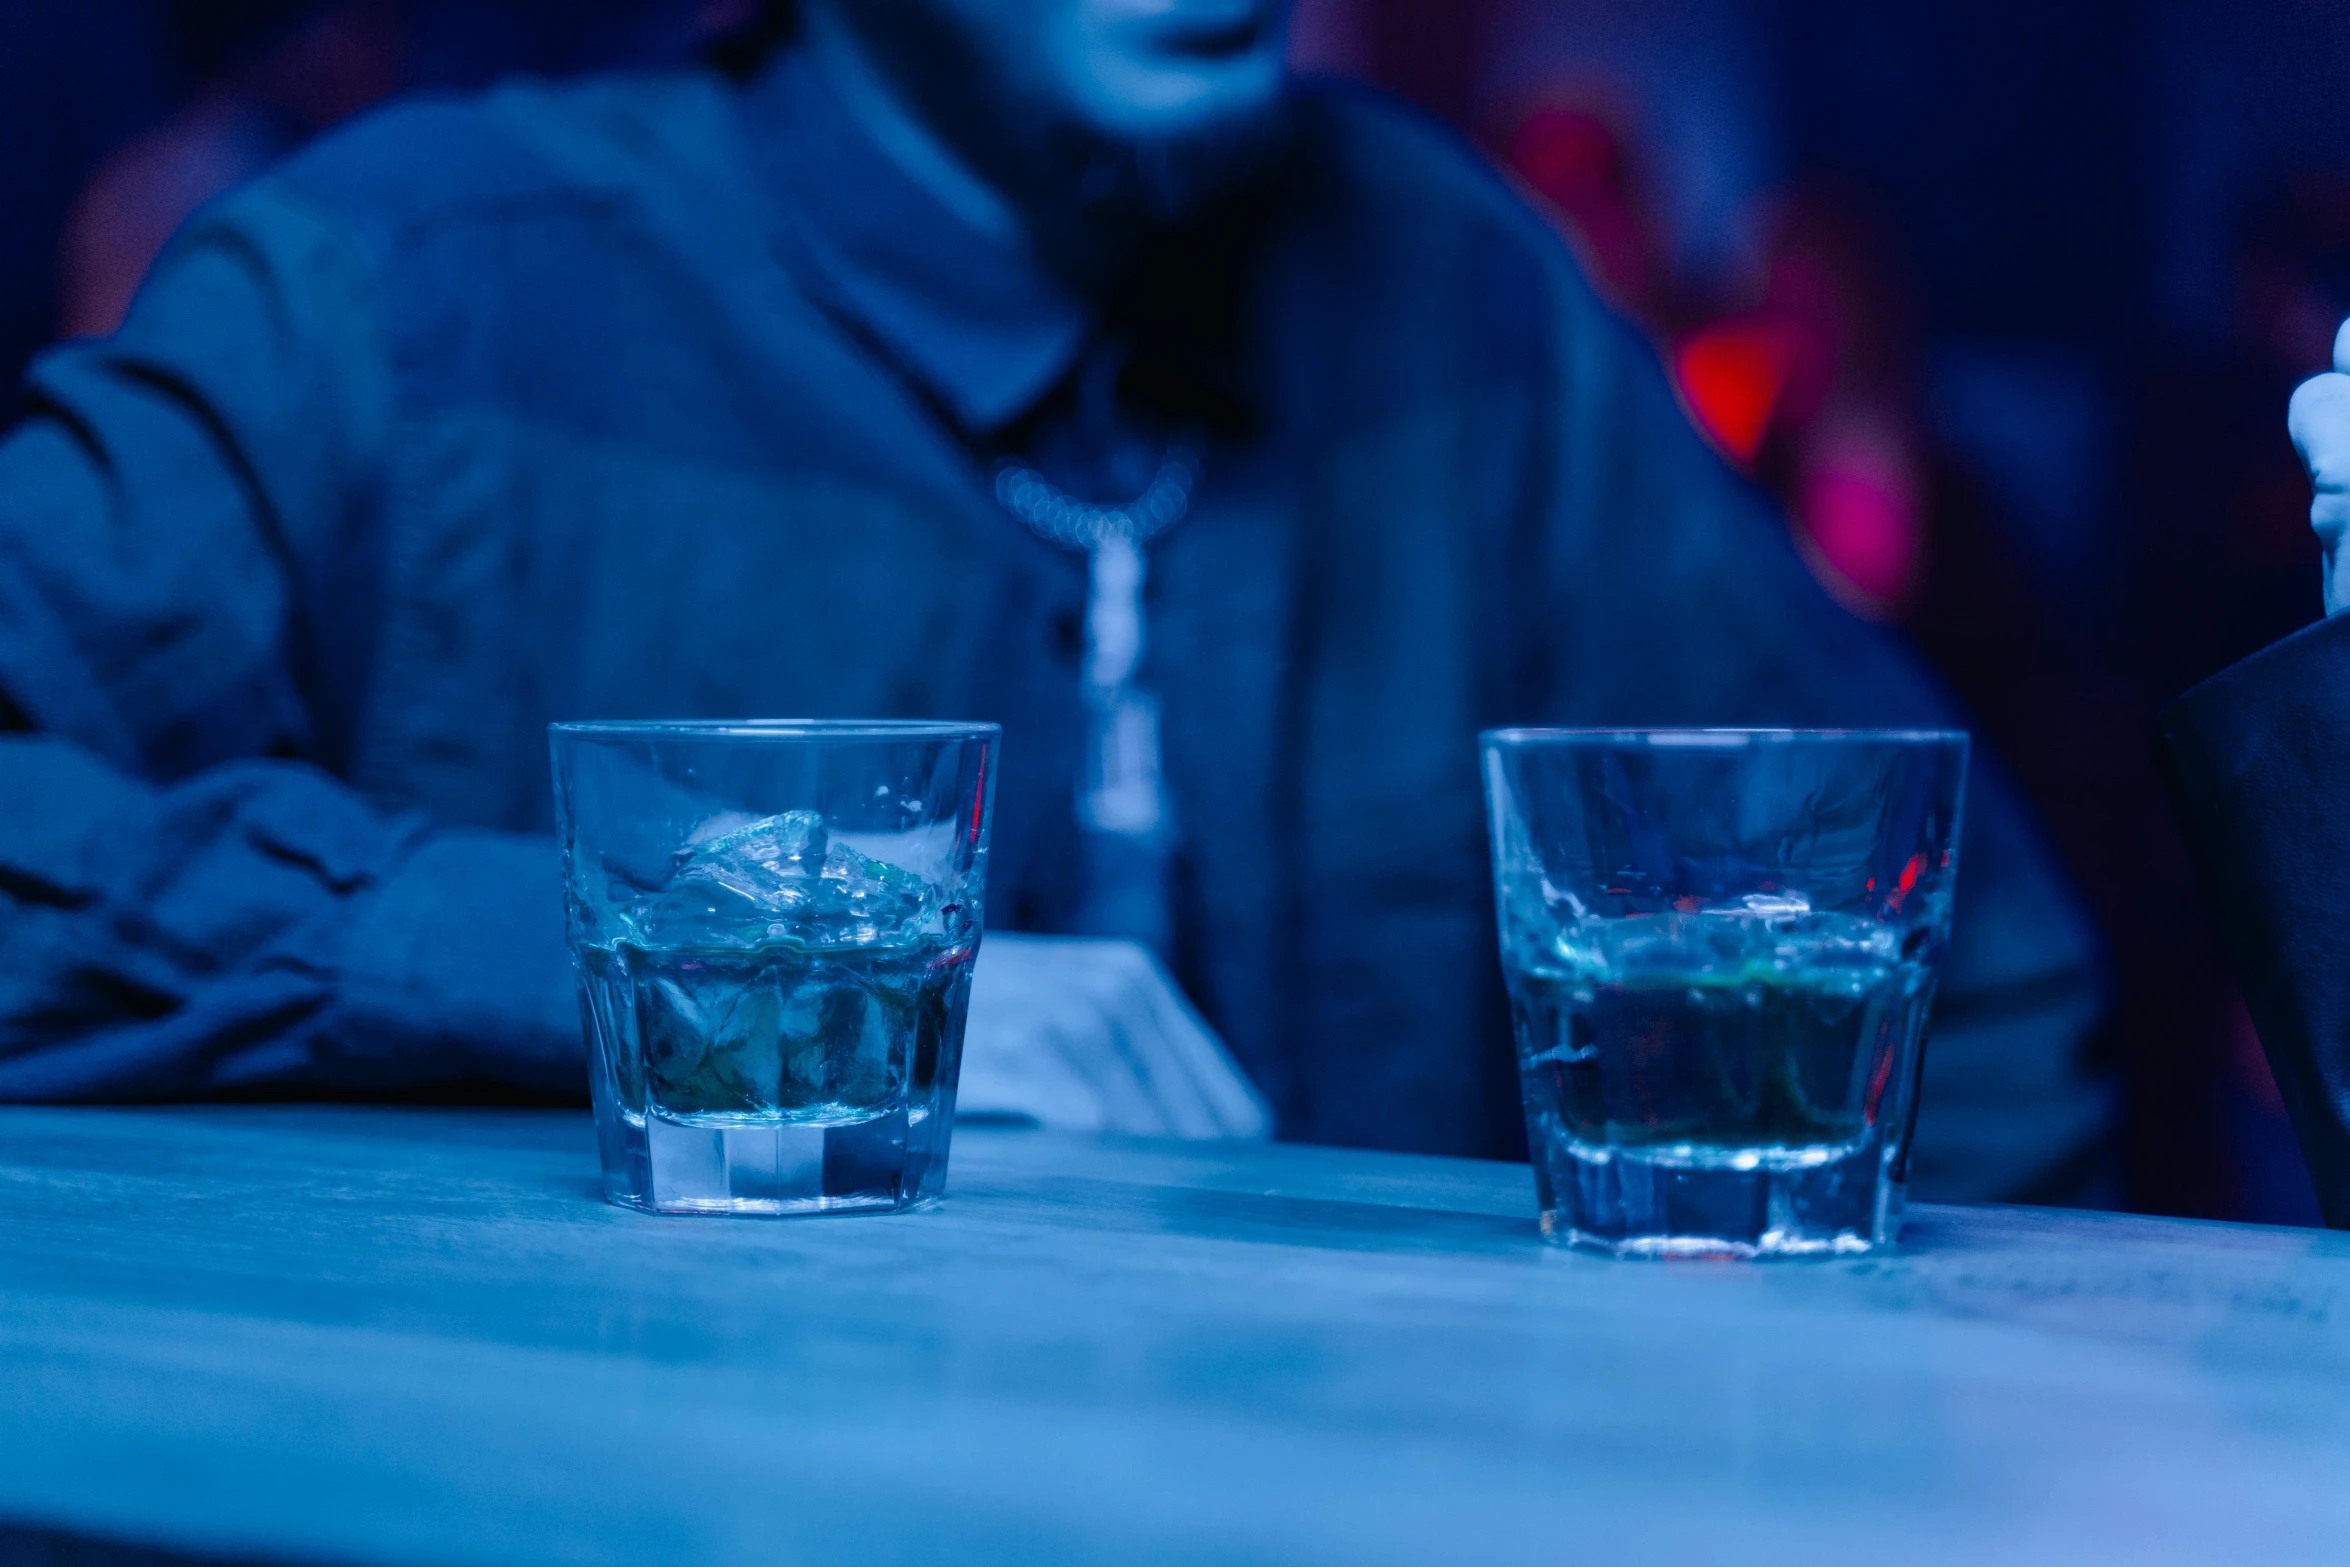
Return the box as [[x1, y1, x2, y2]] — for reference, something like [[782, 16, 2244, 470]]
[[1154, 7, 1268, 58]]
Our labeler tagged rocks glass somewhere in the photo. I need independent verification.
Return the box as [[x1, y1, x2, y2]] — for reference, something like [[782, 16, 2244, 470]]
[[1482, 729, 1969, 1258], [551, 721, 997, 1216]]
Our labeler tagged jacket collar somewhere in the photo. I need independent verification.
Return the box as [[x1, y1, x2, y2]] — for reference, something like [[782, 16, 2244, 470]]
[[735, 50, 1091, 435]]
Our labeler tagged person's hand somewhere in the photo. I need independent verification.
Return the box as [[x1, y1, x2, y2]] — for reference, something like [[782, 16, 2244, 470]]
[[2288, 319, 2350, 614], [956, 933, 1271, 1139]]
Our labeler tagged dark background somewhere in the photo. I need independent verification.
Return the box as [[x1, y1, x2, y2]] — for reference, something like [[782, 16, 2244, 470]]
[[7, 0, 2348, 1223]]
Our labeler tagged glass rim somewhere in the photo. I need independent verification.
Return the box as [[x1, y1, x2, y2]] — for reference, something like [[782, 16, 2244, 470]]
[[1480, 726, 1969, 748], [549, 718, 1001, 741]]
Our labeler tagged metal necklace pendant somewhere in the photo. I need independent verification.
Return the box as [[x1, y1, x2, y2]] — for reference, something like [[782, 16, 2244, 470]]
[[994, 439, 1202, 842]]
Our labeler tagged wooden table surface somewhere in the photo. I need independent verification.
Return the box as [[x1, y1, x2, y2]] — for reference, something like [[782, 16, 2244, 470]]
[[2, 1106, 2346, 1566]]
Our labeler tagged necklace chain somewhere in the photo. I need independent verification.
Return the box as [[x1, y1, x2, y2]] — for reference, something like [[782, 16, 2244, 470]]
[[991, 439, 1201, 848], [993, 438, 1203, 554]]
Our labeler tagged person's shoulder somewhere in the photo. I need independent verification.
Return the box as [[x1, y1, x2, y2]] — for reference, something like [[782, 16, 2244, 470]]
[[1273, 75, 1587, 346], [1282, 78, 1558, 254], [1267, 78, 1590, 378], [258, 70, 723, 249]]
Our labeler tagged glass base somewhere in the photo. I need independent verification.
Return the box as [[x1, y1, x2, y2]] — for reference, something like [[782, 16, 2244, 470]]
[[598, 1105, 948, 1217], [1534, 1137, 1903, 1259]]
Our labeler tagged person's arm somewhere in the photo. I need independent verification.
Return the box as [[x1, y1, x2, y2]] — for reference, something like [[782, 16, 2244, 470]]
[[2156, 617, 2350, 1226], [0, 178, 581, 1101], [1534, 261, 2108, 1202], [2152, 319, 2350, 1226], [0, 734, 580, 1100]]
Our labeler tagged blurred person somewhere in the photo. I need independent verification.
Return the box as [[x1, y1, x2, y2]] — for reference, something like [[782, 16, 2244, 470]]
[[0, 0, 2107, 1192], [2122, 179, 2350, 1223], [2159, 307, 2350, 1228], [2152, 247, 2350, 1240]]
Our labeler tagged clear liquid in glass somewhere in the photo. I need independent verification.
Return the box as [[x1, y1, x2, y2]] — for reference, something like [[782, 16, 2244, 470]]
[[576, 809, 977, 1215], [1505, 904, 1935, 1257]]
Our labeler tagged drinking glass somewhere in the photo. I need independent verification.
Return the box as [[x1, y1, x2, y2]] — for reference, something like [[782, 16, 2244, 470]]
[[1481, 729, 1969, 1258], [551, 721, 997, 1216]]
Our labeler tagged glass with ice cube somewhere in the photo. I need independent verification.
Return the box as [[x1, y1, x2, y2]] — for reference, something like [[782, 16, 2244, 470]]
[[1481, 729, 1969, 1258], [550, 721, 997, 1216]]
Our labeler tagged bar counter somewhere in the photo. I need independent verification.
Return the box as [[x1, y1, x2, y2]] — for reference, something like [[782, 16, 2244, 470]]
[[3, 1107, 2346, 1564]]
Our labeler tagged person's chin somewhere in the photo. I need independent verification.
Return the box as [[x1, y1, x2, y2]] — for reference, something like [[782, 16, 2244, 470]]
[[1074, 53, 1288, 147]]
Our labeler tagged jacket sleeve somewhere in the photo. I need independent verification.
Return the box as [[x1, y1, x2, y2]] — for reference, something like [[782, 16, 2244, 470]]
[[2157, 613, 2350, 1226], [1536, 264, 2109, 1202], [0, 179, 582, 1102]]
